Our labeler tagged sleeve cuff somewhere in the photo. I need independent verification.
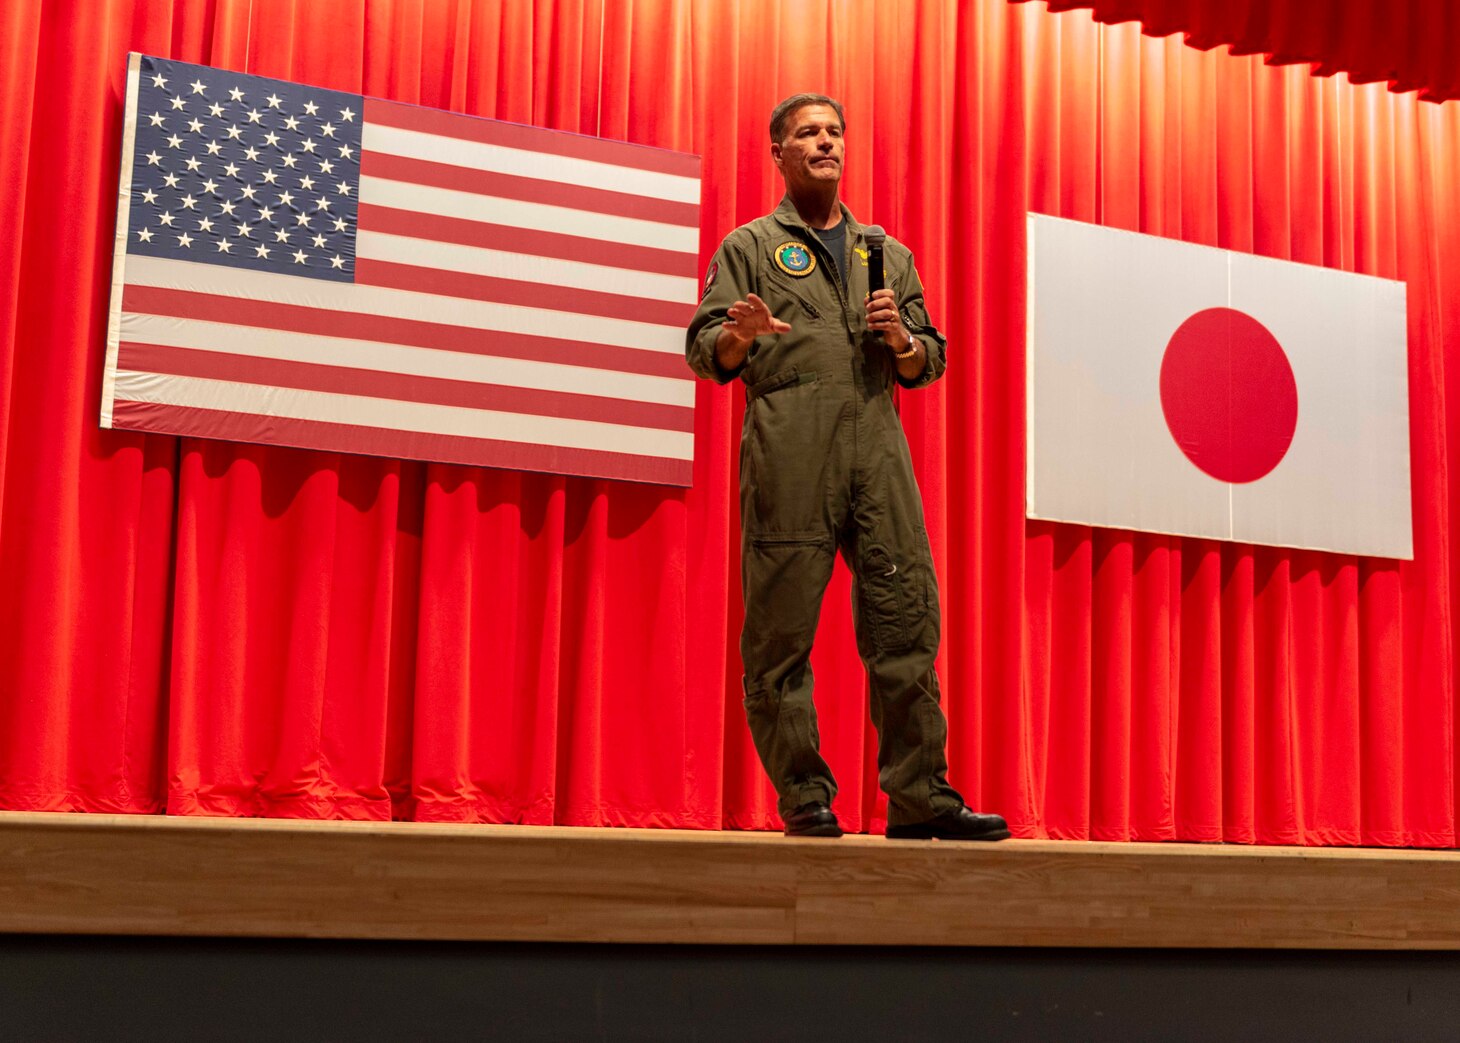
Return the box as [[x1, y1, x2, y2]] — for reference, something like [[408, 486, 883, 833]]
[[895, 337, 937, 388]]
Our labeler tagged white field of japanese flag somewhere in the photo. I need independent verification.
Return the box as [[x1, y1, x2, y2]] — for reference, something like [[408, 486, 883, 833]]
[[1026, 214, 1412, 559]]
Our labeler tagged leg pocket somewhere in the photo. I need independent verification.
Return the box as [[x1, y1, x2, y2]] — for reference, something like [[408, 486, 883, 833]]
[[741, 533, 837, 688], [740, 378, 838, 538], [856, 541, 920, 655]]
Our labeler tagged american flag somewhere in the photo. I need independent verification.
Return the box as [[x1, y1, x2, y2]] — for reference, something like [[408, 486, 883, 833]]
[[102, 54, 699, 486]]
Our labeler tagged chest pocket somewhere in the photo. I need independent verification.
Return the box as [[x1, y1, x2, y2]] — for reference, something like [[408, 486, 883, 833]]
[[761, 268, 828, 325]]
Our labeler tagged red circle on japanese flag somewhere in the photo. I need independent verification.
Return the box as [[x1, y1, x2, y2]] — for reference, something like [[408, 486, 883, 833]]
[[1159, 307, 1298, 484]]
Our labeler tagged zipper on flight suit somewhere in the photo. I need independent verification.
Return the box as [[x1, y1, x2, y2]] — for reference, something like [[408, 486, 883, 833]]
[[791, 291, 821, 321], [811, 227, 863, 359], [792, 222, 868, 484], [803, 227, 855, 326], [765, 269, 822, 321]]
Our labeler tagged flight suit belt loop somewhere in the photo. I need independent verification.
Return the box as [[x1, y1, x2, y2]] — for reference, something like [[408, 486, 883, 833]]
[[745, 367, 819, 402]]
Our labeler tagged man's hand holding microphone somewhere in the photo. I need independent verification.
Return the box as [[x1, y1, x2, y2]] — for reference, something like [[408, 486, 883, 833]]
[[863, 225, 922, 380]]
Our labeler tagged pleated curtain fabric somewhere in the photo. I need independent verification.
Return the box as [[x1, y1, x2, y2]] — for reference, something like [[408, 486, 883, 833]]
[[0, 0, 1457, 845], [1022, 0, 1460, 101]]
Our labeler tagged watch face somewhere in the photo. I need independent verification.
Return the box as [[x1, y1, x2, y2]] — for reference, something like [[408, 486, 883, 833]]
[[774, 241, 815, 277]]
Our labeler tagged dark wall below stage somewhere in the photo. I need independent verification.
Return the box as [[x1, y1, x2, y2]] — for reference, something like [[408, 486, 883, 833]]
[[4, 937, 1460, 1041]]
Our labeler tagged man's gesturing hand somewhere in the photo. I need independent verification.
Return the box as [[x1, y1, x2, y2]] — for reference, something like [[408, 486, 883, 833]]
[[714, 293, 790, 373], [725, 293, 791, 342]]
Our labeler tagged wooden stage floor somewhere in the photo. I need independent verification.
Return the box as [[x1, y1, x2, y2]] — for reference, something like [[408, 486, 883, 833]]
[[2, 812, 1457, 949]]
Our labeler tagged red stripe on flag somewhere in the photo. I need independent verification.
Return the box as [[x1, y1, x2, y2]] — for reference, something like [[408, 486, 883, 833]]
[[361, 152, 699, 228], [365, 98, 701, 181], [117, 341, 694, 432], [356, 259, 698, 328], [121, 286, 693, 381], [357, 204, 696, 278], [110, 400, 693, 486]]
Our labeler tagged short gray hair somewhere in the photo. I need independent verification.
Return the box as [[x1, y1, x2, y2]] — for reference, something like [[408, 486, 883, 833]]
[[769, 93, 845, 144]]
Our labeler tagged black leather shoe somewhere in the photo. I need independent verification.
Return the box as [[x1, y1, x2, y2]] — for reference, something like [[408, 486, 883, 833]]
[[886, 806, 1010, 841], [783, 801, 844, 837]]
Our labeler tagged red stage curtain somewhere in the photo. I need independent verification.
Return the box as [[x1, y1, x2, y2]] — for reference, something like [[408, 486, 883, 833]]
[[1, 0, 1457, 844], [1019, 0, 1460, 103]]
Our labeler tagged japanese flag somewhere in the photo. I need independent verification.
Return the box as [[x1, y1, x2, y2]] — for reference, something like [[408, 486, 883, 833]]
[[1026, 214, 1412, 559]]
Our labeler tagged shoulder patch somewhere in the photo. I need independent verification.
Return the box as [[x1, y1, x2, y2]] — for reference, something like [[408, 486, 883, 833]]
[[773, 241, 815, 277], [702, 260, 719, 298]]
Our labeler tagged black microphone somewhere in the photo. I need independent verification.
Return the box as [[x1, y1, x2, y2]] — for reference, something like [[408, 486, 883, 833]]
[[864, 224, 886, 295]]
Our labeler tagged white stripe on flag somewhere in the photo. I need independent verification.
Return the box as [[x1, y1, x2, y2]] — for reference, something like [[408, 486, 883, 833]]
[[124, 255, 686, 354], [118, 313, 695, 405], [362, 122, 701, 204], [111, 370, 695, 459], [354, 230, 698, 303], [358, 176, 699, 253]]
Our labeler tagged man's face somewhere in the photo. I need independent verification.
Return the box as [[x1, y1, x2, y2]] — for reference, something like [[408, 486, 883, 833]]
[[772, 103, 844, 193]]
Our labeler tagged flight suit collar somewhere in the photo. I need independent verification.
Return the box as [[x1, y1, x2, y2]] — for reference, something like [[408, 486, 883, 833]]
[[771, 195, 864, 242]]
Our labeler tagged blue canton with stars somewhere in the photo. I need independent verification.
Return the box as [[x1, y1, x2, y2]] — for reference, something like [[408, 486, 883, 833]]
[[127, 55, 363, 281]]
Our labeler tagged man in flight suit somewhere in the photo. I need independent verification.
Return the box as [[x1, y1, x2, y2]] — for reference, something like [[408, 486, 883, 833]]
[[686, 93, 1008, 841]]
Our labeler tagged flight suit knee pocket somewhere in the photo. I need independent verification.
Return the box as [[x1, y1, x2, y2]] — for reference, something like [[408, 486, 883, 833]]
[[744, 533, 836, 650], [857, 542, 927, 656]]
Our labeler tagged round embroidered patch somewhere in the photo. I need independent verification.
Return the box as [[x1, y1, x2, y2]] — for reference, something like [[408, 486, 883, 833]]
[[702, 260, 719, 298], [774, 241, 816, 277]]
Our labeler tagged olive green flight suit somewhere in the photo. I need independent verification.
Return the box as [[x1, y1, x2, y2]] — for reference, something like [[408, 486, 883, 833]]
[[686, 196, 965, 827]]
